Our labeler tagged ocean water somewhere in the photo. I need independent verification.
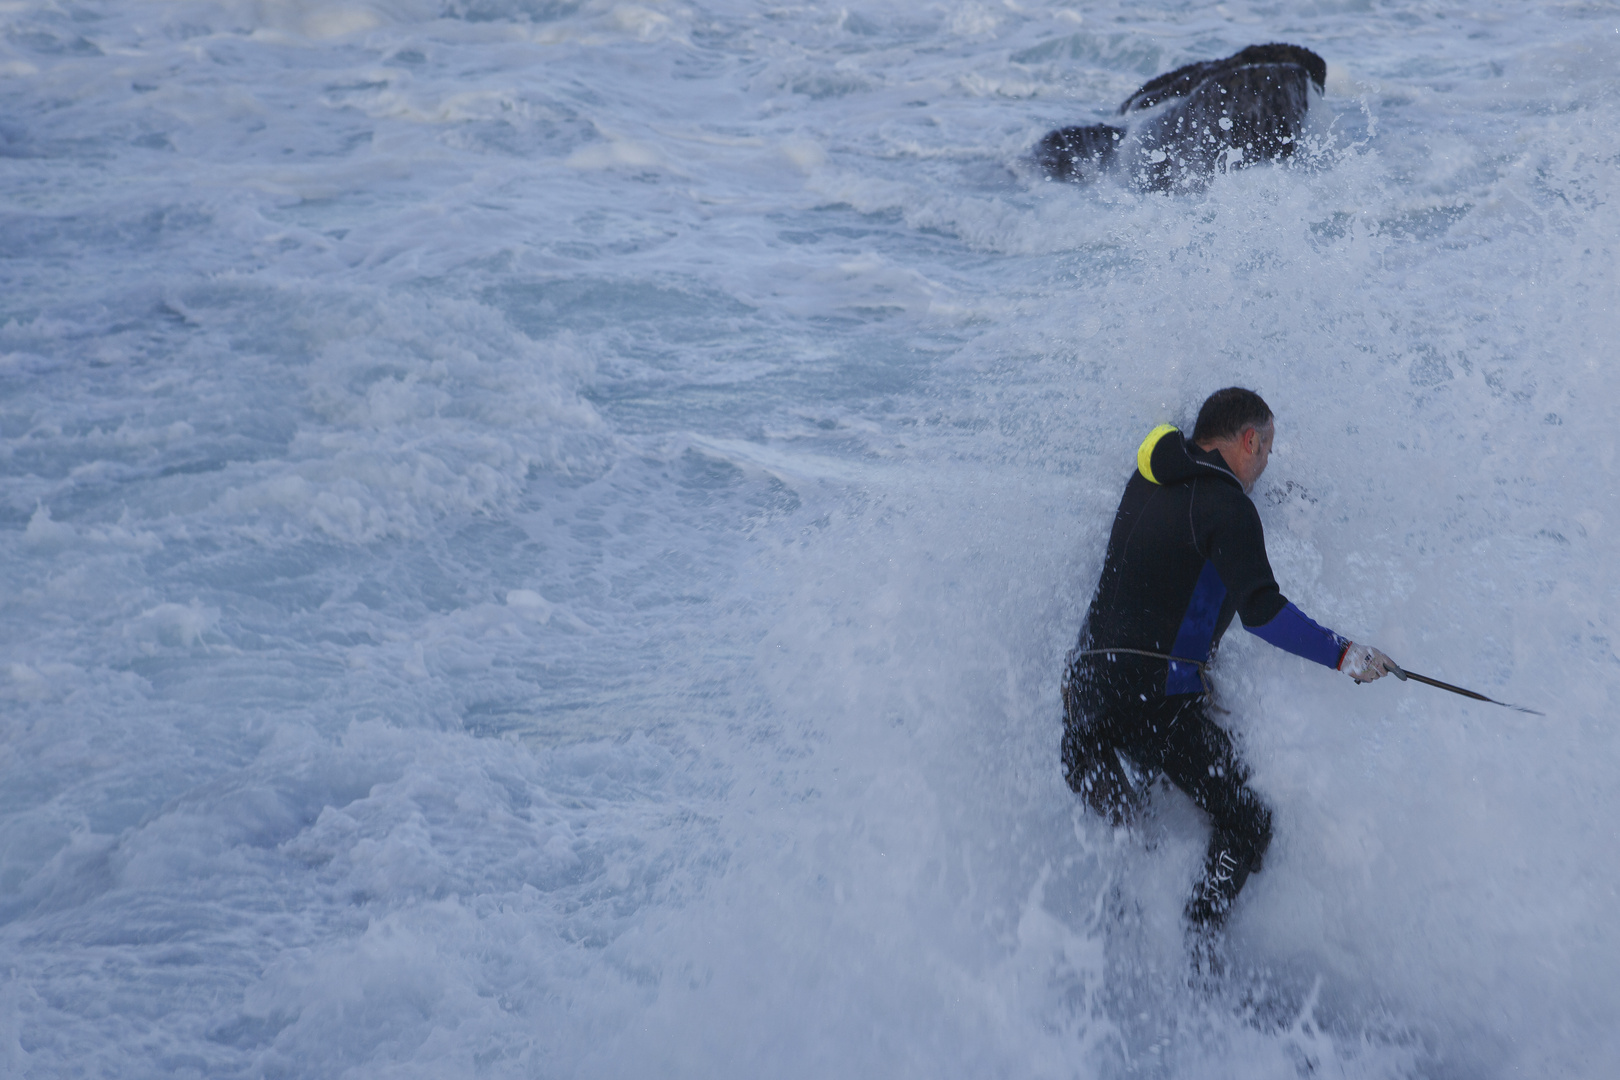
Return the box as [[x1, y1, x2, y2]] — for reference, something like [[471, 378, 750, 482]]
[[2, 0, 1617, 1076]]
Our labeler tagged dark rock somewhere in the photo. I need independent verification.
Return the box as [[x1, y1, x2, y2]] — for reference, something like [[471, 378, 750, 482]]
[[1033, 123, 1125, 183], [1036, 43, 1328, 191]]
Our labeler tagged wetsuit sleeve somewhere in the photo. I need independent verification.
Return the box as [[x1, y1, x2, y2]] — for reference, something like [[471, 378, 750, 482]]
[[1194, 487, 1349, 668], [1246, 601, 1349, 668]]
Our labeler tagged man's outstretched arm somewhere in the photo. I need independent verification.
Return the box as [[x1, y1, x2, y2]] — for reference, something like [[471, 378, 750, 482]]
[[1245, 603, 1397, 683], [1201, 489, 1399, 684]]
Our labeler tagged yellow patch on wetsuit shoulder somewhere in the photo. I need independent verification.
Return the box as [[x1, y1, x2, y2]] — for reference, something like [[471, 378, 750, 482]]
[[1136, 424, 1179, 484]]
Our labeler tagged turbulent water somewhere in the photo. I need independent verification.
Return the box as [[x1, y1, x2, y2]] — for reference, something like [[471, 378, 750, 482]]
[[2, 1, 1617, 1076]]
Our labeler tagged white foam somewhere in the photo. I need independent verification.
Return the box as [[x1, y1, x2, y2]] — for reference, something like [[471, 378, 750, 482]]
[[1, 0, 1616, 1075], [565, 139, 666, 170]]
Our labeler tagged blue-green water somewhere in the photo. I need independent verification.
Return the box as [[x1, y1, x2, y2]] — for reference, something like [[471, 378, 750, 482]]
[[2, 2, 1617, 1075]]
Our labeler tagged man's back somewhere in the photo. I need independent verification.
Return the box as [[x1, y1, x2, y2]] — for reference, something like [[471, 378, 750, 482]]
[[1080, 426, 1286, 696]]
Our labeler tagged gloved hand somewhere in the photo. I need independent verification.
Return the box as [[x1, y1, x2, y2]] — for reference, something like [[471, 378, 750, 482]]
[[1340, 642, 1398, 683]]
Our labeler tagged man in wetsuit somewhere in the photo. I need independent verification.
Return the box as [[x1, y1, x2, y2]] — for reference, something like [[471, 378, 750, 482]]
[[1062, 388, 1397, 932]]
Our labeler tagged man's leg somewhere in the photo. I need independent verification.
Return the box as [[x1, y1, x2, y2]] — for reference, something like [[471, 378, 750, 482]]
[[1061, 722, 1143, 827], [1060, 663, 1146, 827], [1142, 697, 1273, 929]]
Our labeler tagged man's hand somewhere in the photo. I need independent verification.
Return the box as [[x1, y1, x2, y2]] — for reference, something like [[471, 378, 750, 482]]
[[1340, 642, 1398, 683]]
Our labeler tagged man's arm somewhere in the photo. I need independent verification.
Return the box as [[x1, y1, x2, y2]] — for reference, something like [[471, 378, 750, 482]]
[[1204, 492, 1396, 680], [1244, 589, 1399, 682], [1246, 602, 1347, 668]]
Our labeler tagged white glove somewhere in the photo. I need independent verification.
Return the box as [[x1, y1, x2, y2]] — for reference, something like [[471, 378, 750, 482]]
[[1340, 642, 1398, 683]]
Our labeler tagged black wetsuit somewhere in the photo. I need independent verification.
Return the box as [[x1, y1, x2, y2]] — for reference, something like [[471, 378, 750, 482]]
[[1063, 425, 1348, 928]]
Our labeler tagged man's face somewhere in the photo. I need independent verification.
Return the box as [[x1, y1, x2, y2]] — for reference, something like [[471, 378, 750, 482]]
[[1237, 421, 1274, 492]]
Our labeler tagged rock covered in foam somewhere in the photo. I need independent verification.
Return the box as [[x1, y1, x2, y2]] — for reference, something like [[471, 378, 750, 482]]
[[1035, 43, 1327, 190]]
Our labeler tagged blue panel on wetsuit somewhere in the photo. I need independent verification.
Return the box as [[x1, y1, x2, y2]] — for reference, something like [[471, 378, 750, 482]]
[[1166, 559, 1226, 694]]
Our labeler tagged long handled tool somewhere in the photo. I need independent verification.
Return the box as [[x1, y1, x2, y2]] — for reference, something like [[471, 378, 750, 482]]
[[1388, 663, 1544, 716]]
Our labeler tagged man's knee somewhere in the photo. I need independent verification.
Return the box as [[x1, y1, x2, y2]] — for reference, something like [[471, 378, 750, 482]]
[[1062, 725, 1142, 827]]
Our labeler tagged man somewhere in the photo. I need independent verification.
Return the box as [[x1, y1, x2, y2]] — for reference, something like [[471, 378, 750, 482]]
[[1062, 388, 1396, 933]]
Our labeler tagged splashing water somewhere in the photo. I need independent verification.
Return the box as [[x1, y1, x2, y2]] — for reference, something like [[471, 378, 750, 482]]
[[2, 1, 1618, 1076]]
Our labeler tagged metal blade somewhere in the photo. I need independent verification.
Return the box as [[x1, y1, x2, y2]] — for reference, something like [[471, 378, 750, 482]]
[[1388, 663, 1544, 716]]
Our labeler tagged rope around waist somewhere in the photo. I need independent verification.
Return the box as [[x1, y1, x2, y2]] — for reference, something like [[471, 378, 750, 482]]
[[1074, 647, 1206, 669], [1072, 647, 1213, 696]]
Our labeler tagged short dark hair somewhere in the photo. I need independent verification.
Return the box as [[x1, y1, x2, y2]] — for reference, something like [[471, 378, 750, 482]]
[[1192, 387, 1273, 442]]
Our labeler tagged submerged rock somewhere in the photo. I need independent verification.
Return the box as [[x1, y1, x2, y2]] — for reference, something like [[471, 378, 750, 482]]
[[1035, 43, 1327, 190]]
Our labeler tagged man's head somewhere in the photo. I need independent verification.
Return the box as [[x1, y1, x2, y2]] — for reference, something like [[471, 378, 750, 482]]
[[1192, 387, 1274, 492]]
